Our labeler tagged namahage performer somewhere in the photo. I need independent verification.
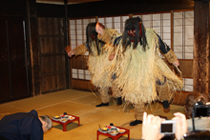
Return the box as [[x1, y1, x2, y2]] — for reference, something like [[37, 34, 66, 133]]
[[66, 22, 122, 107], [96, 17, 183, 126]]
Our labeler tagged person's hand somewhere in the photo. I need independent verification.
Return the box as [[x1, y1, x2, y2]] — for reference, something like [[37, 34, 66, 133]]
[[95, 22, 104, 35], [67, 50, 75, 57], [206, 102, 210, 105], [172, 112, 187, 140], [142, 112, 165, 140], [65, 45, 72, 56], [173, 60, 180, 67], [108, 52, 115, 61]]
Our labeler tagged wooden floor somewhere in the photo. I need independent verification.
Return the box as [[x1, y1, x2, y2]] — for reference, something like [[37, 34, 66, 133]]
[[0, 89, 185, 140]]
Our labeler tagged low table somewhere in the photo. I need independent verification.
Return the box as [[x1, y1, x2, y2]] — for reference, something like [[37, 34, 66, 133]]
[[51, 114, 80, 132], [97, 126, 130, 140]]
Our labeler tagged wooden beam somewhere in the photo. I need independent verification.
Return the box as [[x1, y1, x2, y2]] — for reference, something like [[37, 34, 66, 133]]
[[193, 0, 210, 95], [26, 0, 41, 96], [67, 1, 194, 18]]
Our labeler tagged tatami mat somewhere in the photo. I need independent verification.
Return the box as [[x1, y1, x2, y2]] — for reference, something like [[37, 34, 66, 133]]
[[0, 89, 185, 140]]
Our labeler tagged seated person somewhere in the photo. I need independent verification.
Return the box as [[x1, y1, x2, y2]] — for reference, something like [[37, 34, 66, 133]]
[[184, 93, 210, 132], [0, 109, 52, 140]]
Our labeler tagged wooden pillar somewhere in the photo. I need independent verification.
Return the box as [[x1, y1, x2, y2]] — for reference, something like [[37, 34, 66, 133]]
[[26, 0, 40, 96], [64, 0, 71, 88], [193, 0, 210, 96]]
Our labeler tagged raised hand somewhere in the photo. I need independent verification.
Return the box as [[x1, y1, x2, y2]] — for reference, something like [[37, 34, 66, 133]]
[[173, 60, 180, 67], [142, 112, 165, 140], [172, 112, 187, 140], [95, 22, 104, 35], [65, 45, 75, 57], [67, 50, 75, 57]]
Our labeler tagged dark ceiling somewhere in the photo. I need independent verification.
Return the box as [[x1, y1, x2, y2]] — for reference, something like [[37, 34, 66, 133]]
[[36, 0, 102, 5], [36, 0, 194, 5]]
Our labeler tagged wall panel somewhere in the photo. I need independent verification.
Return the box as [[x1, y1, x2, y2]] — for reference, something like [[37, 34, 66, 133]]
[[38, 17, 67, 93], [0, 18, 30, 103]]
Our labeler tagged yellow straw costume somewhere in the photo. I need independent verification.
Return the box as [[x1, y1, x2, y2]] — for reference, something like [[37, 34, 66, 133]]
[[73, 28, 121, 103], [98, 27, 183, 120]]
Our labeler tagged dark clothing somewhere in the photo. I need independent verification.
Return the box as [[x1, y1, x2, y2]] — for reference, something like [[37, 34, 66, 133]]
[[0, 110, 43, 140], [0, 135, 8, 140], [156, 33, 170, 54]]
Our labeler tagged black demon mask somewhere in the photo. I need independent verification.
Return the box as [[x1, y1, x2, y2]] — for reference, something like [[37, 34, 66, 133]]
[[122, 17, 148, 52]]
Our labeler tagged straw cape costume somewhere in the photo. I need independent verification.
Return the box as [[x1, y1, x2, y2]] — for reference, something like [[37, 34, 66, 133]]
[[67, 23, 121, 107], [97, 17, 183, 126]]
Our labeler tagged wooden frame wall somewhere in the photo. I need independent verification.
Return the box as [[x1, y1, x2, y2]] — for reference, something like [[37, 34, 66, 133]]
[[38, 17, 67, 93]]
